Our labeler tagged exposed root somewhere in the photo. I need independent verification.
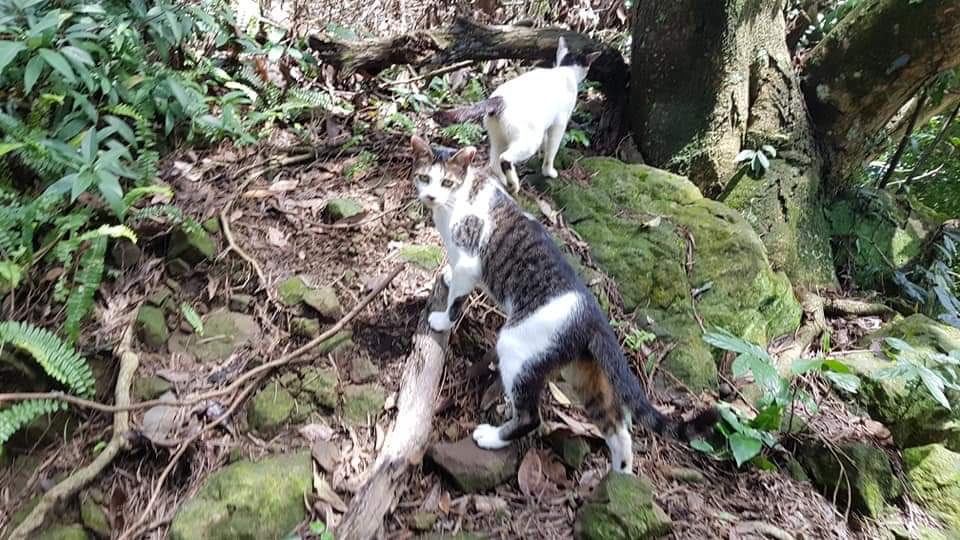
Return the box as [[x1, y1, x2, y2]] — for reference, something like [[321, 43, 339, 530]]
[[823, 297, 895, 317], [8, 315, 141, 540], [220, 208, 271, 299], [776, 291, 828, 372]]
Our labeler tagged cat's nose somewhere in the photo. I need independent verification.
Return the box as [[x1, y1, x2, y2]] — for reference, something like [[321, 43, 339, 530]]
[[423, 194, 436, 204]]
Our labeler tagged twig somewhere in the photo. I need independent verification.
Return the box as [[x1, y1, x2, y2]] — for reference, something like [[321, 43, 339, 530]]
[[8, 315, 141, 540], [878, 87, 928, 189], [0, 265, 404, 413], [220, 208, 270, 297], [903, 99, 960, 186], [380, 60, 474, 87], [312, 200, 415, 231]]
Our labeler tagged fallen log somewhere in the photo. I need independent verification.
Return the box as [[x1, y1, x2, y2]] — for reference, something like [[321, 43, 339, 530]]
[[335, 278, 452, 540], [307, 17, 630, 148]]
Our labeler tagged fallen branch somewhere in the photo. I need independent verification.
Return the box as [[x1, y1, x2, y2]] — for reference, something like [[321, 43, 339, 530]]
[[9, 316, 141, 540], [0, 265, 404, 413], [307, 17, 629, 149], [823, 297, 895, 317], [220, 208, 270, 297], [335, 277, 451, 540]]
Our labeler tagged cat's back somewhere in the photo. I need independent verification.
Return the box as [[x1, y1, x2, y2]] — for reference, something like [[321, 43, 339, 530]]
[[491, 67, 577, 112]]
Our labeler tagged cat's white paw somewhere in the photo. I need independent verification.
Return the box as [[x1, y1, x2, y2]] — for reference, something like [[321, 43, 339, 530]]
[[542, 166, 558, 179], [428, 311, 452, 332], [441, 265, 453, 286], [472, 424, 510, 449]]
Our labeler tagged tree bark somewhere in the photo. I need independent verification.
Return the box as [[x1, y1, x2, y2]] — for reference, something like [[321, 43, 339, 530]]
[[801, 0, 960, 183], [335, 279, 450, 540], [307, 17, 630, 148], [629, 0, 837, 288]]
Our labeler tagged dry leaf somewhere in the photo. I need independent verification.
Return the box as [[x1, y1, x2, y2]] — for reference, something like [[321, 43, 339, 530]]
[[643, 216, 662, 228], [267, 226, 288, 248], [518, 449, 547, 497], [480, 379, 502, 411], [311, 440, 339, 473], [548, 381, 572, 407], [553, 408, 603, 439], [536, 198, 559, 225], [437, 491, 452, 515], [313, 468, 347, 512], [473, 495, 508, 515], [299, 422, 334, 442], [269, 179, 299, 192]]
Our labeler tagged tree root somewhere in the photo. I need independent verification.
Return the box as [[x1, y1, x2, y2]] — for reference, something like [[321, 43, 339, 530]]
[[8, 317, 141, 540], [776, 291, 828, 373], [823, 297, 895, 317], [335, 277, 451, 539]]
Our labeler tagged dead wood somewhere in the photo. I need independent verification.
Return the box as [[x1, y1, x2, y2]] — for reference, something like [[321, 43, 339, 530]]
[[335, 277, 451, 540]]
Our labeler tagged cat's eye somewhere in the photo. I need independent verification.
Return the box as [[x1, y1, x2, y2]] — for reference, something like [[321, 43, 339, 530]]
[[414, 174, 430, 184], [441, 178, 456, 189]]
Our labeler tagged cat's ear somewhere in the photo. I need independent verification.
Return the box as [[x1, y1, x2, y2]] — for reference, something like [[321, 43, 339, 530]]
[[585, 51, 602, 67], [411, 135, 433, 162], [447, 146, 477, 177], [556, 36, 569, 66]]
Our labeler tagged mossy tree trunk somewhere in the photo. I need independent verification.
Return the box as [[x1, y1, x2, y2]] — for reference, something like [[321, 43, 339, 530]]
[[628, 0, 960, 290]]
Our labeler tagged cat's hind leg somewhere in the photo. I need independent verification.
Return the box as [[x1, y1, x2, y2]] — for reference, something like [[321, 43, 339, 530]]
[[566, 359, 634, 473], [498, 138, 539, 193], [540, 122, 567, 179]]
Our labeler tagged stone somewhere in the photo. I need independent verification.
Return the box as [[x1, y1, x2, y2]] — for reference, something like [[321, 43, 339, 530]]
[[350, 355, 380, 384], [277, 276, 309, 306], [202, 217, 221, 234], [665, 467, 705, 484], [168, 225, 217, 264], [110, 239, 141, 269], [575, 472, 672, 540], [428, 437, 519, 493], [342, 384, 386, 425], [168, 310, 260, 363], [248, 382, 296, 436], [169, 453, 311, 540], [291, 317, 321, 338], [132, 375, 173, 402], [410, 512, 439, 531], [325, 198, 364, 221], [34, 525, 90, 540], [136, 305, 169, 350], [303, 286, 343, 320], [546, 431, 591, 469], [146, 286, 173, 308], [166, 257, 191, 277], [903, 444, 960, 532], [548, 159, 802, 390], [399, 245, 443, 271], [80, 492, 111, 539], [843, 314, 960, 451], [801, 442, 901, 518], [301, 367, 339, 409], [229, 294, 254, 312]]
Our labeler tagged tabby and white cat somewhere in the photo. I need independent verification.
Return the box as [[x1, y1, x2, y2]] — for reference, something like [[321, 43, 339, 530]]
[[434, 37, 600, 193], [410, 135, 717, 473]]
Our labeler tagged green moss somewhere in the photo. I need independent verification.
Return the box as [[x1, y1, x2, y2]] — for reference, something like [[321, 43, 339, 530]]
[[277, 276, 308, 306], [575, 472, 672, 540], [169, 453, 312, 540], [400, 244, 443, 271], [904, 444, 960, 532], [34, 525, 90, 540], [300, 367, 339, 409], [136, 305, 168, 350], [549, 158, 801, 389], [326, 198, 363, 220], [168, 225, 217, 264], [247, 381, 296, 436], [801, 442, 901, 519], [342, 383, 386, 425]]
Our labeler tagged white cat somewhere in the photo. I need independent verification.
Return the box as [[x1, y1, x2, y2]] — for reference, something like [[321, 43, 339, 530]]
[[434, 37, 600, 192]]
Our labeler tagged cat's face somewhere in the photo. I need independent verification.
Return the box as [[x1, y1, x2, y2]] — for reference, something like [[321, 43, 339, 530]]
[[556, 36, 602, 83], [410, 135, 477, 209]]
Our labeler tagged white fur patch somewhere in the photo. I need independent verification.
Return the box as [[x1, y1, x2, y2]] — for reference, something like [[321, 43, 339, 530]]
[[496, 292, 581, 397], [605, 421, 634, 474], [473, 423, 510, 449]]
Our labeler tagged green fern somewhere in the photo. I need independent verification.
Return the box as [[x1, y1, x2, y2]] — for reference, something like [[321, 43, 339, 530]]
[[129, 204, 202, 234], [0, 321, 95, 398], [442, 123, 484, 146], [0, 399, 66, 450], [63, 236, 107, 342]]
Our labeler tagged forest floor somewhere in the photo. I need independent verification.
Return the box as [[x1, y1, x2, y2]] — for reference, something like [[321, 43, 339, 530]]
[[0, 2, 912, 539]]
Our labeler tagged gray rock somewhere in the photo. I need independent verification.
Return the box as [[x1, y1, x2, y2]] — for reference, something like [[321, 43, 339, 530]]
[[303, 287, 343, 320], [428, 437, 519, 492], [325, 198, 363, 221]]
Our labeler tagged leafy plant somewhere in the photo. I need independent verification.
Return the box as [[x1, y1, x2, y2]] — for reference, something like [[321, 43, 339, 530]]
[[875, 337, 959, 410], [562, 128, 591, 149], [0, 320, 94, 453], [180, 302, 204, 336], [441, 123, 484, 146], [735, 145, 777, 179], [696, 328, 859, 468]]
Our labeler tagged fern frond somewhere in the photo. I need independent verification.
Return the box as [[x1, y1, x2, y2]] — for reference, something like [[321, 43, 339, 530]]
[[0, 399, 66, 449], [63, 236, 107, 342], [129, 204, 201, 233], [0, 321, 95, 397]]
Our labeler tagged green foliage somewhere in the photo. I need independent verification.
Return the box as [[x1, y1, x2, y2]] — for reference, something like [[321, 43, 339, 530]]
[[734, 145, 776, 179], [562, 128, 591, 149], [344, 150, 377, 181], [0, 320, 93, 451], [875, 337, 959, 410], [441, 123, 484, 146], [180, 302, 204, 336], [696, 328, 859, 468], [895, 228, 960, 329]]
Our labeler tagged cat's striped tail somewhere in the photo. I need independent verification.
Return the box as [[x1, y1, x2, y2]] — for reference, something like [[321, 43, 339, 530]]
[[588, 327, 719, 442], [433, 97, 505, 125]]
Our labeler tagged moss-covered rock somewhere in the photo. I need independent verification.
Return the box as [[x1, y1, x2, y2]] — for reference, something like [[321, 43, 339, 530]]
[[326, 198, 363, 221], [303, 286, 342, 320], [300, 367, 339, 409], [801, 442, 901, 518], [575, 472, 672, 539], [548, 158, 801, 389], [843, 314, 960, 451], [248, 381, 297, 436], [132, 375, 173, 402], [277, 275, 309, 306], [400, 245, 443, 271], [342, 383, 386, 425], [291, 317, 321, 338], [169, 453, 311, 540], [168, 225, 217, 264], [904, 444, 960, 532], [168, 310, 260, 363], [828, 187, 942, 292], [136, 305, 168, 350], [80, 492, 111, 539], [34, 525, 90, 540], [546, 431, 591, 469]]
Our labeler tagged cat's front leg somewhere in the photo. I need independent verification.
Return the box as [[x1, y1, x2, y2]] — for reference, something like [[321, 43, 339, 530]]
[[429, 256, 480, 332]]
